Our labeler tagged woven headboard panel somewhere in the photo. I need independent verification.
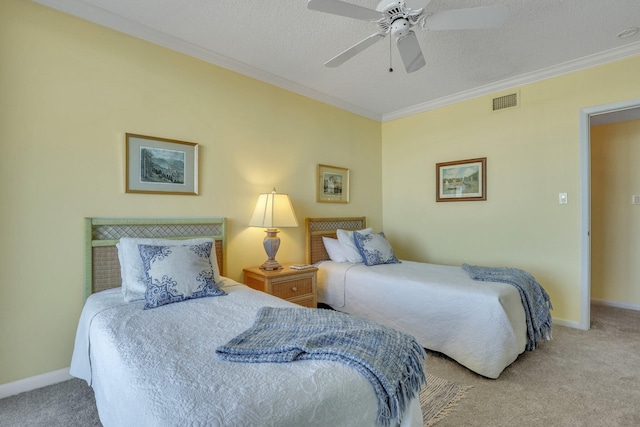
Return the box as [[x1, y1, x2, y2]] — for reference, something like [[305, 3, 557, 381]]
[[84, 217, 226, 300], [305, 217, 366, 264]]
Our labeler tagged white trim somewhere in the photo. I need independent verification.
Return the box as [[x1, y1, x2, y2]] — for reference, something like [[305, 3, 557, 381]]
[[592, 298, 640, 312], [552, 317, 581, 329], [383, 44, 640, 122], [33, 0, 640, 123], [0, 368, 73, 399], [578, 107, 592, 331], [32, 0, 383, 122], [579, 99, 640, 331]]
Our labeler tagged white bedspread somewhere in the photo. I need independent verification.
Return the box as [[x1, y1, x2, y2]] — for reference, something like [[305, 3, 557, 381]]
[[70, 279, 422, 427], [316, 261, 528, 379]]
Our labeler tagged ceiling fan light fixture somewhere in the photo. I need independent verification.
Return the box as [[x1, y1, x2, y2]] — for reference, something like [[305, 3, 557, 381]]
[[391, 19, 410, 37]]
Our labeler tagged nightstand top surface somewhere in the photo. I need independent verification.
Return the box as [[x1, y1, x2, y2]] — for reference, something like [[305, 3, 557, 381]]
[[243, 263, 318, 277]]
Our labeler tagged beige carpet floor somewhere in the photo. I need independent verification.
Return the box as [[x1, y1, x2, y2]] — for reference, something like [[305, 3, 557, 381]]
[[424, 304, 640, 427]]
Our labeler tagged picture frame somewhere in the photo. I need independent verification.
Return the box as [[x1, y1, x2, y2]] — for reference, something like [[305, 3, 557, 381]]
[[126, 133, 198, 195], [436, 157, 486, 202], [317, 164, 350, 203]]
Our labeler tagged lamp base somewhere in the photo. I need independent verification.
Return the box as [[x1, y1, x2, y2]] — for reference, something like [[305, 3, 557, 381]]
[[259, 259, 283, 271], [259, 228, 283, 271]]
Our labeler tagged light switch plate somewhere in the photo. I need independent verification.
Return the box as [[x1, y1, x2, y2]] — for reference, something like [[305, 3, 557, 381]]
[[559, 193, 568, 204], [633, 195, 640, 205]]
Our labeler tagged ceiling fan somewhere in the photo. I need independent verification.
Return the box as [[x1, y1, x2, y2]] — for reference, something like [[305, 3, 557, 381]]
[[307, 0, 508, 73]]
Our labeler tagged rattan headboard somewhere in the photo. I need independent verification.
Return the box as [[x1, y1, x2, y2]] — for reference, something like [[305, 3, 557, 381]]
[[305, 217, 366, 264], [84, 217, 226, 300]]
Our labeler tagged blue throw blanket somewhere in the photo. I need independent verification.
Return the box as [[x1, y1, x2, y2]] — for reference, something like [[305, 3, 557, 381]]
[[462, 264, 553, 351], [216, 307, 426, 426]]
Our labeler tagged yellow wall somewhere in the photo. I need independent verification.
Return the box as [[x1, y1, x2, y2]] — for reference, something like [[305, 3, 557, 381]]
[[382, 56, 640, 325], [3, 0, 640, 387], [591, 119, 640, 304], [0, 0, 382, 384]]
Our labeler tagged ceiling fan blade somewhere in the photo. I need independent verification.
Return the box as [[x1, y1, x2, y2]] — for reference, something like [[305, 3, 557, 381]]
[[396, 31, 426, 73], [307, 0, 382, 21], [325, 33, 386, 67], [404, 0, 432, 11], [421, 5, 509, 30]]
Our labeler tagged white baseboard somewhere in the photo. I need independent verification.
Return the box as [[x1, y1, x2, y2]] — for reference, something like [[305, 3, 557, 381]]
[[552, 300, 640, 331], [591, 298, 640, 311], [552, 317, 581, 329], [0, 367, 73, 399]]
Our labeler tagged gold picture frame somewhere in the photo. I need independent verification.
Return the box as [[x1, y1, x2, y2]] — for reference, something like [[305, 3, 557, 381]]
[[436, 157, 486, 202], [126, 133, 198, 195], [317, 164, 350, 203]]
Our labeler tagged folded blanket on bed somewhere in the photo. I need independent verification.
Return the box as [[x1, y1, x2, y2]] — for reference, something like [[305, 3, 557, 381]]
[[216, 306, 426, 426], [462, 263, 553, 351]]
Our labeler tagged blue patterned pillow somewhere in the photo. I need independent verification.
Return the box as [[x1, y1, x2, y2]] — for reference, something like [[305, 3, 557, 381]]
[[353, 232, 401, 267], [336, 228, 373, 263], [117, 237, 217, 302], [138, 242, 226, 309]]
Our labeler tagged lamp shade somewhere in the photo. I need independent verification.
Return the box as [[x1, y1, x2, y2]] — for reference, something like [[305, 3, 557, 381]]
[[249, 189, 298, 229]]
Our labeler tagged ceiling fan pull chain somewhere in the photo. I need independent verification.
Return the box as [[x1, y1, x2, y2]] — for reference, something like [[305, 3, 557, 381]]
[[389, 34, 394, 72]]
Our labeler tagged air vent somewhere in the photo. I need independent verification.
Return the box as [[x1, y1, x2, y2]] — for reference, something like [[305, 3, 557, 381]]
[[492, 92, 518, 111]]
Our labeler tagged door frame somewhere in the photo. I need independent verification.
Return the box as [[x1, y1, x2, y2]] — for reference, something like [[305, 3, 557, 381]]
[[579, 99, 640, 330]]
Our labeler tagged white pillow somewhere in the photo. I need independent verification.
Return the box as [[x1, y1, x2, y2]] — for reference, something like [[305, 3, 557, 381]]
[[322, 236, 348, 263], [117, 237, 218, 302], [336, 228, 373, 263], [138, 242, 226, 309], [353, 231, 400, 266]]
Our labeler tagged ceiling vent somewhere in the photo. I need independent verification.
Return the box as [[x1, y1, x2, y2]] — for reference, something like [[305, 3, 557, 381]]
[[492, 91, 519, 112]]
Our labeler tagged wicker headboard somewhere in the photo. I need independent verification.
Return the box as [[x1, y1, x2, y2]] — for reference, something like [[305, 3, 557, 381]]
[[305, 217, 366, 264], [84, 217, 226, 300]]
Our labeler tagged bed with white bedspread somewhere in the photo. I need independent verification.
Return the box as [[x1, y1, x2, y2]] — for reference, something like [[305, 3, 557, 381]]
[[305, 217, 551, 379], [71, 217, 424, 427]]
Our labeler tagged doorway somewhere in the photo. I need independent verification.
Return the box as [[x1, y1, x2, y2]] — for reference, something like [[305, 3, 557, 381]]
[[579, 99, 640, 330]]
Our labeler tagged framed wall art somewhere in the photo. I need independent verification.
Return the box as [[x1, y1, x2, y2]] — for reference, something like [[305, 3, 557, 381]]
[[436, 157, 486, 202], [126, 133, 198, 195], [317, 164, 349, 203]]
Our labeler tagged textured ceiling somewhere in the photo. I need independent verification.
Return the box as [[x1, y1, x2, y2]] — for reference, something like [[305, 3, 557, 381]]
[[34, 0, 640, 121]]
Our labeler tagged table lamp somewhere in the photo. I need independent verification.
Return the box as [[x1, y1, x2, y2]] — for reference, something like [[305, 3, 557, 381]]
[[249, 188, 299, 270]]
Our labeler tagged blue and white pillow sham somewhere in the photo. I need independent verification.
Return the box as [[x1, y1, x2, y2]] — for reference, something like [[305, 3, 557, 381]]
[[353, 231, 401, 267], [138, 242, 226, 310], [117, 237, 219, 302], [336, 228, 373, 263]]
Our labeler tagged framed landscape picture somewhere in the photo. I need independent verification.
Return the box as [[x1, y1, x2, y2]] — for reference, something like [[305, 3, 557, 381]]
[[317, 164, 349, 203], [436, 157, 486, 202], [126, 133, 198, 195]]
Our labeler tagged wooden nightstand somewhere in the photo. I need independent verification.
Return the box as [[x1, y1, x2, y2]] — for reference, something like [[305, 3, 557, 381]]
[[243, 264, 318, 308]]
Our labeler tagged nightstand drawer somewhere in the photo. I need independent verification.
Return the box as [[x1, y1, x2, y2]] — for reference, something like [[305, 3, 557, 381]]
[[292, 295, 316, 308], [243, 264, 317, 308], [271, 277, 313, 300]]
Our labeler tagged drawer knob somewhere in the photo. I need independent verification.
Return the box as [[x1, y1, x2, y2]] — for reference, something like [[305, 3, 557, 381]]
[[291, 286, 297, 292]]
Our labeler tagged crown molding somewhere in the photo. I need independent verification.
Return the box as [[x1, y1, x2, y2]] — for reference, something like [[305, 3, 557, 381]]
[[382, 42, 640, 122], [33, 0, 383, 122], [32, 1, 640, 124]]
